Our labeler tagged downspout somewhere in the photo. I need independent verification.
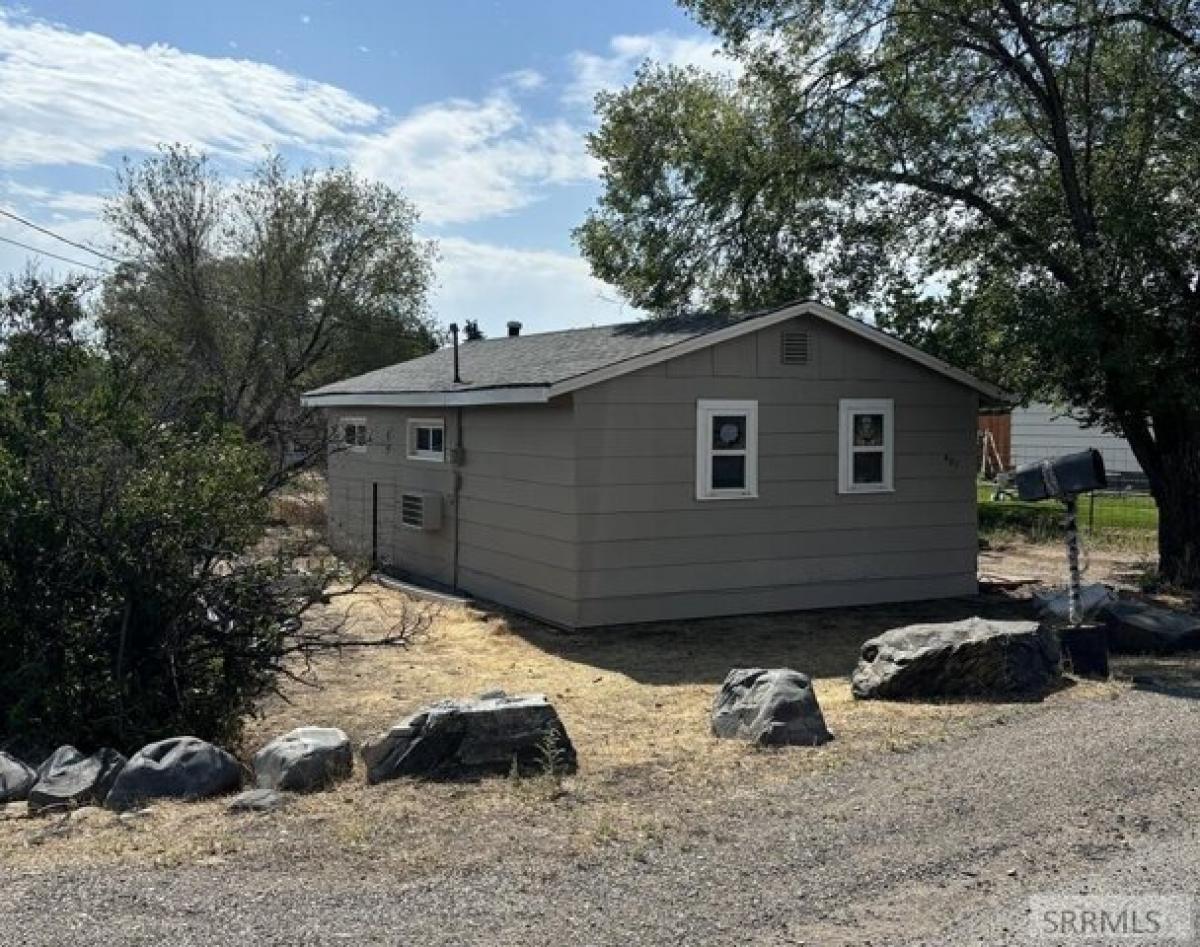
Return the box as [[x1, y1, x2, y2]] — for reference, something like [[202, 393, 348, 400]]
[[451, 405, 464, 591]]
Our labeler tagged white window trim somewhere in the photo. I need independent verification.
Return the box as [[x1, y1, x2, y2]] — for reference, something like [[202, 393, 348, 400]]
[[838, 398, 895, 494], [695, 399, 759, 501], [406, 417, 446, 462], [339, 416, 368, 453]]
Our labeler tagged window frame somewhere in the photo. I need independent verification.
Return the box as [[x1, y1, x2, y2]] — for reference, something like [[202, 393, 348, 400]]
[[339, 417, 368, 453], [838, 398, 895, 494], [695, 399, 759, 501], [406, 417, 446, 463]]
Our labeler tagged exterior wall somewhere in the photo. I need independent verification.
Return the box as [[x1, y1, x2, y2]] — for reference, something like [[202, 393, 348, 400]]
[[325, 407, 457, 584], [569, 314, 979, 626], [324, 400, 582, 627], [1010, 403, 1144, 478], [454, 399, 581, 628]]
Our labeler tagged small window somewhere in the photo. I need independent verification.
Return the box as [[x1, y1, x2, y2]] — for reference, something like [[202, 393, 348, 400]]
[[407, 418, 445, 462], [339, 417, 368, 453], [838, 399, 894, 494], [696, 399, 758, 500]]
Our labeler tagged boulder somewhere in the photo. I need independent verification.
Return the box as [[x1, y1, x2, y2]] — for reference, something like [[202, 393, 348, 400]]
[[1105, 601, 1200, 654], [711, 668, 832, 746], [0, 751, 36, 803], [254, 727, 352, 792], [27, 746, 127, 813], [228, 788, 287, 813], [361, 691, 576, 783], [105, 737, 242, 811], [851, 617, 1062, 701], [1032, 583, 1116, 623]]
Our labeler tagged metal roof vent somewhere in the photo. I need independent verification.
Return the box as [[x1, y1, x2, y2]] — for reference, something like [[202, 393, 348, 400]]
[[781, 331, 810, 365], [507, 321, 522, 337]]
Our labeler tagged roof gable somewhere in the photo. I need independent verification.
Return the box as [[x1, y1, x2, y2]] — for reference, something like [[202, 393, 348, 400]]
[[301, 300, 1008, 407]]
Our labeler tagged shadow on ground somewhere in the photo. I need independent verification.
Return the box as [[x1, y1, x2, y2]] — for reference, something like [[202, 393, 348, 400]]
[[499, 591, 1036, 686]]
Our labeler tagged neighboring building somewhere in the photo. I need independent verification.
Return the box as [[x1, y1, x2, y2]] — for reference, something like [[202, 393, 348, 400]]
[[1008, 403, 1146, 485], [302, 299, 1005, 629]]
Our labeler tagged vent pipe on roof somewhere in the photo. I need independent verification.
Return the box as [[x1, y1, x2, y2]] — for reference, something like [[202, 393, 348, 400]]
[[449, 323, 462, 384], [507, 320, 522, 337]]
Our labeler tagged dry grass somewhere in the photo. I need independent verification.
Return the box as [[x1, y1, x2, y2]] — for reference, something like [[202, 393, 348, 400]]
[[2, 567, 1145, 878]]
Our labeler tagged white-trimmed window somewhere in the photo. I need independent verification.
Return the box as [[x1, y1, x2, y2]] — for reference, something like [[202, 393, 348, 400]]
[[696, 399, 758, 500], [838, 399, 894, 493], [407, 418, 445, 462], [340, 417, 368, 453]]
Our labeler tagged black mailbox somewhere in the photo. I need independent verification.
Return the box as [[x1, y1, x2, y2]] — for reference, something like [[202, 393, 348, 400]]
[[1014, 448, 1108, 501]]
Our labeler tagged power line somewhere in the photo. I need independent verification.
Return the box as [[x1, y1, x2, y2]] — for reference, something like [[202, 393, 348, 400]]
[[0, 207, 124, 265], [0, 233, 109, 274]]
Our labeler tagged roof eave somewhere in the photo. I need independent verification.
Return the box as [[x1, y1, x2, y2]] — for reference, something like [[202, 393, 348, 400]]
[[300, 387, 552, 408]]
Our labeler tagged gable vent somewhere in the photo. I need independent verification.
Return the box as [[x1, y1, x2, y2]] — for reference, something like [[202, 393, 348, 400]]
[[781, 331, 810, 365]]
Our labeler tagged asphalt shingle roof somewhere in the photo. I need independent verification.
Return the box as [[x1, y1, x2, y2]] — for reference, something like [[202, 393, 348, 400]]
[[306, 307, 789, 397]]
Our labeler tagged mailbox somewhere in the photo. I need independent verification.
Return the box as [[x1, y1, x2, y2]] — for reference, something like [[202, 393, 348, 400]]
[[1014, 448, 1107, 501]]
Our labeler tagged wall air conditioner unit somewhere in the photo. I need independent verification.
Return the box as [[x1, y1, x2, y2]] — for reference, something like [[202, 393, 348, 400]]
[[400, 492, 443, 531]]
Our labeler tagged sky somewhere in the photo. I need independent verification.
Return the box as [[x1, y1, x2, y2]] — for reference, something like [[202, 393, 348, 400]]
[[0, 1, 732, 336]]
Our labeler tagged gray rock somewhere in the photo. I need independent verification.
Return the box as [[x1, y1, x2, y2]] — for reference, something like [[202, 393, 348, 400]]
[[2, 801, 29, 821], [852, 617, 1062, 701], [361, 691, 576, 783], [254, 727, 352, 792], [0, 751, 36, 803], [1033, 583, 1116, 622], [104, 737, 242, 811], [1105, 601, 1200, 654], [27, 746, 127, 813], [228, 788, 287, 813], [711, 668, 832, 746]]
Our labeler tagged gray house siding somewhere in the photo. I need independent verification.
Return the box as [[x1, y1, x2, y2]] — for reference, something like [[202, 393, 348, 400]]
[[455, 400, 581, 628], [1011, 402, 1144, 478], [570, 315, 978, 626]]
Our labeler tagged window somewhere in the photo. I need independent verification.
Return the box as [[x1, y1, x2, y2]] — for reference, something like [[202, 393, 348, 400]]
[[340, 417, 368, 453], [407, 418, 445, 462], [838, 399, 894, 493], [696, 399, 758, 500]]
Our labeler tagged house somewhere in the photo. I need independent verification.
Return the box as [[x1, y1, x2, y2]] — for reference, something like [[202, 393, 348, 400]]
[[1010, 404, 1145, 487], [301, 299, 1006, 629]]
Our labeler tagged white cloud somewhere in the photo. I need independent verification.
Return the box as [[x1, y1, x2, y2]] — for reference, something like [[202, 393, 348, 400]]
[[352, 95, 598, 226], [433, 237, 642, 334], [564, 32, 735, 106], [0, 10, 380, 169]]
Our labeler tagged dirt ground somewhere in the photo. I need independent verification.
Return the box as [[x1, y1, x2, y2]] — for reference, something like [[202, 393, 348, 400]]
[[2, 539, 1191, 881]]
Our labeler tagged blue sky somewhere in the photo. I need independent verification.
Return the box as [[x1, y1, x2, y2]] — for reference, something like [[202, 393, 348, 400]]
[[0, 1, 732, 334]]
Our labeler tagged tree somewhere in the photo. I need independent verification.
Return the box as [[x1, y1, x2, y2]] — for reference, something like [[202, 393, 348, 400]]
[[0, 275, 425, 756], [102, 146, 439, 489], [578, 0, 1200, 585]]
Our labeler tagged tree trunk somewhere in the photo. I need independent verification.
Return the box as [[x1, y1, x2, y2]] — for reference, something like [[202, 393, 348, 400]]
[[1152, 451, 1200, 588], [1127, 415, 1200, 589]]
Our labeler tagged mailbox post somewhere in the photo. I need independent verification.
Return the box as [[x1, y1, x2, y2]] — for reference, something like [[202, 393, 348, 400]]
[[1013, 448, 1108, 623], [1012, 449, 1110, 675]]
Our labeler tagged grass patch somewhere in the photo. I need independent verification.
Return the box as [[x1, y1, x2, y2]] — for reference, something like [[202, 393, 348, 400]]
[[978, 482, 1157, 553]]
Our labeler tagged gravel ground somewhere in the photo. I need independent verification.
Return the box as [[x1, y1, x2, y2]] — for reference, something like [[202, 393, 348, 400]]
[[2, 685, 1197, 947]]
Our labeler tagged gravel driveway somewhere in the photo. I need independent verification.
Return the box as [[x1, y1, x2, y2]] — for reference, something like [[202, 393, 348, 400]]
[[2, 685, 1197, 947]]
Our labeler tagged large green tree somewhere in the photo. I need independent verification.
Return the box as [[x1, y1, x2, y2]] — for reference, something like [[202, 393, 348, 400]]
[[578, 0, 1200, 584], [102, 146, 439, 489]]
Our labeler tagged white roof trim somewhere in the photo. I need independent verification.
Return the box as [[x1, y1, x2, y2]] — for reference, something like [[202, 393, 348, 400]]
[[302, 300, 1009, 409], [547, 300, 1009, 402], [300, 388, 551, 408]]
